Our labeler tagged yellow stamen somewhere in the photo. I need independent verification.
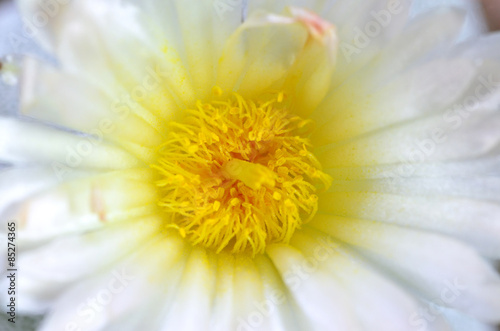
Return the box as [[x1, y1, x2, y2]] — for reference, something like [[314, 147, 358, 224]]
[[277, 92, 284, 103], [152, 92, 332, 255], [212, 85, 223, 96]]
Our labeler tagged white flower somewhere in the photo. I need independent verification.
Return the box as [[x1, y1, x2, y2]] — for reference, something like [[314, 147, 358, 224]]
[[1, 0, 500, 330]]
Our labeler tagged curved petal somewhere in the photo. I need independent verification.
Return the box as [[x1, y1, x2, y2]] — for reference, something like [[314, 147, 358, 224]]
[[309, 215, 500, 323], [216, 11, 309, 97], [253, 255, 301, 331], [126, 0, 247, 102], [34, 233, 189, 331], [439, 307, 498, 331], [289, 229, 424, 331], [216, 6, 337, 113], [10, 168, 159, 247], [17, 0, 247, 105], [311, 7, 467, 146], [324, 0, 412, 87], [156, 247, 216, 331], [317, 186, 500, 258], [266, 243, 361, 331], [5, 216, 160, 314], [0, 118, 142, 169], [316, 104, 500, 168], [20, 57, 168, 149], [0, 166, 64, 218]]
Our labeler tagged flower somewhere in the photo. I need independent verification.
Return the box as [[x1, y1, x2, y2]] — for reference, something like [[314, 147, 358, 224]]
[[1, 0, 500, 330]]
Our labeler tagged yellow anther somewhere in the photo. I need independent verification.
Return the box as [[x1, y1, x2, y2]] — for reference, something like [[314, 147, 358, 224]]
[[273, 192, 282, 200], [276, 158, 286, 166], [173, 174, 184, 182], [277, 166, 289, 175], [211, 133, 220, 142], [188, 145, 199, 154], [213, 201, 221, 211], [179, 228, 186, 238], [212, 86, 223, 96], [277, 92, 284, 103]]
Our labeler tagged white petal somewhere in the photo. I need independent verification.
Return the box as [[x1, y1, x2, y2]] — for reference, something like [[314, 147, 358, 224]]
[[36, 233, 189, 331], [20, 58, 167, 149], [168, 0, 244, 100], [321, 107, 500, 169], [0, 167, 63, 218], [317, 189, 500, 258], [323, 154, 500, 181], [0, 118, 141, 169], [216, 13, 308, 97], [290, 229, 423, 331], [229, 256, 269, 331], [12, 169, 159, 246], [266, 243, 361, 331], [18, 0, 246, 105], [129, 0, 247, 102], [208, 253, 236, 331], [247, 0, 411, 92], [325, 0, 412, 87], [312, 33, 500, 149], [19, 0, 194, 110], [157, 247, 215, 331], [248, 0, 326, 14], [410, 0, 488, 41], [311, 8, 467, 145], [229, 255, 298, 331], [327, 176, 500, 202], [104, 236, 191, 331], [312, 57, 477, 146], [253, 254, 300, 331], [309, 215, 500, 323], [439, 306, 498, 331], [358, 7, 465, 87], [8, 216, 160, 314]]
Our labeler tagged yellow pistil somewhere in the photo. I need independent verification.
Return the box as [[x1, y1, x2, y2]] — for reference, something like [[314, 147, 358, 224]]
[[152, 92, 332, 255], [221, 159, 276, 190]]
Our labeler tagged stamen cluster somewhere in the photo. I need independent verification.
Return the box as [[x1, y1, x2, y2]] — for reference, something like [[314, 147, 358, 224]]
[[153, 92, 331, 255]]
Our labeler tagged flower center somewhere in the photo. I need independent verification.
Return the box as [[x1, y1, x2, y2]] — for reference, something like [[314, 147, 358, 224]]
[[152, 91, 332, 255]]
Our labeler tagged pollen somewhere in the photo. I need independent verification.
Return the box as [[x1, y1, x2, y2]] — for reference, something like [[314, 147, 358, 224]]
[[152, 92, 332, 255]]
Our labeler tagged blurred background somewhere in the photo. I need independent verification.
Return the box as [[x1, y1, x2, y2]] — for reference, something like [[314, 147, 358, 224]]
[[0, 0, 499, 330]]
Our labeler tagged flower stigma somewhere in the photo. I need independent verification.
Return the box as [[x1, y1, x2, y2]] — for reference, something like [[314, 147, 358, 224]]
[[152, 91, 332, 256]]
